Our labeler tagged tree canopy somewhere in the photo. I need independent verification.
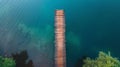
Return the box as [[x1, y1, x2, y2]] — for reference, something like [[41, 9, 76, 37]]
[[83, 51, 120, 67]]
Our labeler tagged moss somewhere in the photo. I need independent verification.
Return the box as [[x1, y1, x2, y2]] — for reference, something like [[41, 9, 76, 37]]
[[83, 51, 120, 67]]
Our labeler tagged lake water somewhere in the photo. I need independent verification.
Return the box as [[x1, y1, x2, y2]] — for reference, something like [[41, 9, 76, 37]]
[[0, 0, 120, 67]]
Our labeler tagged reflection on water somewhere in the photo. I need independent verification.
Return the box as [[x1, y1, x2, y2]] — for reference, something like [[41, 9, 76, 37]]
[[12, 50, 34, 67]]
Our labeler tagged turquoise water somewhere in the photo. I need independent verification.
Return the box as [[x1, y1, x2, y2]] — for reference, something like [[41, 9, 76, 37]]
[[0, 0, 120, 67]]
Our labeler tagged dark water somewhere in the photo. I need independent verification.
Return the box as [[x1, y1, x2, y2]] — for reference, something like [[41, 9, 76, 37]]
[[0, 0, 120, 67]]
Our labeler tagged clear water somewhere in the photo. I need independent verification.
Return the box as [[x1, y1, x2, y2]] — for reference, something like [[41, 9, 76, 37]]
[[0, 0, 120, 67]]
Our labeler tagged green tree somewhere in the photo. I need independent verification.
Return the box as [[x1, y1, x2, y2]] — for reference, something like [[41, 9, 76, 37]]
[[83, 51, 120, 67], [0, 56, 15, 67]]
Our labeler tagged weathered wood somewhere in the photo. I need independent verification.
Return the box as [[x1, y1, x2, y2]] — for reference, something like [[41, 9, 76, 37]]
[[55, 10, 66, 67]]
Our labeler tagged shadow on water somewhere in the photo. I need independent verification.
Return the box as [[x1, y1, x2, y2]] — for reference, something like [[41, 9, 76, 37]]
[[75, 56, 87, 67], [12, 50, 34, 67]]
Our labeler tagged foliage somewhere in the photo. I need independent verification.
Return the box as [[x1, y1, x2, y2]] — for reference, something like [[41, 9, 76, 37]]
[[83, 51, 120, 67], [0, 56, 15, 67]]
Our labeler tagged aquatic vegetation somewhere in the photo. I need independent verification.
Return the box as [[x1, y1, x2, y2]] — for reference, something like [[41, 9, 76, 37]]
[[18, 23, 55, 66], [67, 32, 80, 45], [18, 23, 54, 49], [83, 51, 120, 67], [0, 56, 15, 67]]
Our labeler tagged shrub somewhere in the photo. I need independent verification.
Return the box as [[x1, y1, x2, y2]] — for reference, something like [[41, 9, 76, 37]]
[[0, 56, 15, 67], [83, 51, 120, 67]]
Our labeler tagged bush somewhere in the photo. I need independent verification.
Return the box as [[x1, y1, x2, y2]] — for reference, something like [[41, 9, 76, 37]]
[[0, 56, 15, 67], [83, 51, 120, 67]]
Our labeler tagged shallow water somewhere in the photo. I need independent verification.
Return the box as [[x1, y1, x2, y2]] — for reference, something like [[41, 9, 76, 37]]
[[0, 0, 120, 67]]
